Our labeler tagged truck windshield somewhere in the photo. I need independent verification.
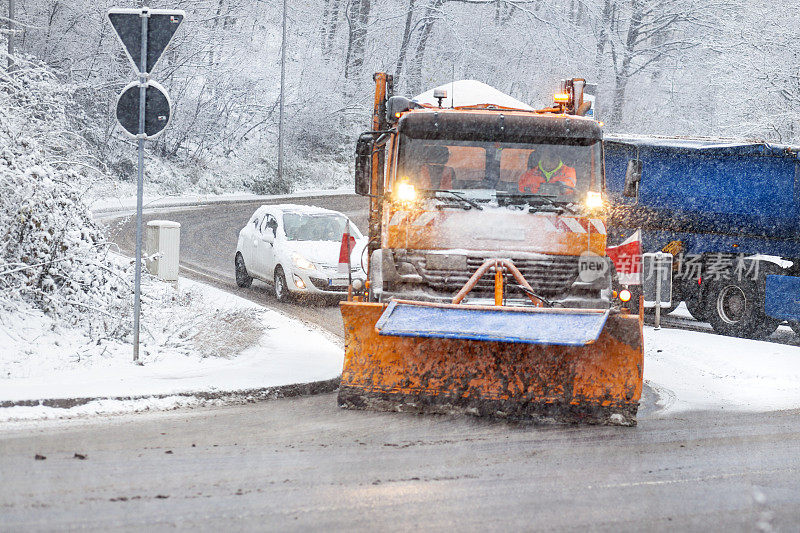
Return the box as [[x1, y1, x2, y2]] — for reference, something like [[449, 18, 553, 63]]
[[395, 135, 602, 201]]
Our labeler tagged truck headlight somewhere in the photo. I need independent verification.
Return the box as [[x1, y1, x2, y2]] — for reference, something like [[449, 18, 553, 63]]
[[395, 180, 417, 203], [292, 253, 315, 270], [585, 191, 604, 210]]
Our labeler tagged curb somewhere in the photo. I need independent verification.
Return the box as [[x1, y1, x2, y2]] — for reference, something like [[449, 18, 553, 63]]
[[0, 377, 341, 410]]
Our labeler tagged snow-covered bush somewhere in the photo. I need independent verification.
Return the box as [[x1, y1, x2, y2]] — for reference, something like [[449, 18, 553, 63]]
[[0, 56, 130, 339], [0, 165, 130, 338]]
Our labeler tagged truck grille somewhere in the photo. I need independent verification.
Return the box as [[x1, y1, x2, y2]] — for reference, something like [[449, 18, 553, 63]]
[[407, 253, 579, 297]]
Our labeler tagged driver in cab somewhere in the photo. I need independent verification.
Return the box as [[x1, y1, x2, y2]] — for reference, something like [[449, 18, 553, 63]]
[[416, 145, 454, 190], [518, 145, 576, 195]]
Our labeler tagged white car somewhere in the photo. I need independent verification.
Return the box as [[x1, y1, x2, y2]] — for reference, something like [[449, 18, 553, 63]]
[[234, 204, 367, 301]]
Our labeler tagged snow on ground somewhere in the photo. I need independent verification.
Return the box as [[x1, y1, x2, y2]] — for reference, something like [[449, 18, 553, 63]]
[[0, 276, 342, 423], [644, 323, 800, 414], [645, 303, 800, 413], [0, 396, 223, 424]]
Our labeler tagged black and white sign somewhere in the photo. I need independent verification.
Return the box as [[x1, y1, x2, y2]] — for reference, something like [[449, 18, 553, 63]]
[[643, 252, 673, 308], [115, 80, 172, 139], [107, 7, 185, 362], [108, 8, 185, 74]]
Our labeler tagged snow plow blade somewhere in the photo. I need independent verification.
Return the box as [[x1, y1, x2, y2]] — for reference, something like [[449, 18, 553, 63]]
[[375, 300, 611, 345], [339, 301, 644, 425]]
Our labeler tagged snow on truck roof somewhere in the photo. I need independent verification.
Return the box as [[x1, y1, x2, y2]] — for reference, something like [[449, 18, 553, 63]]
[[605, 133, 800, 157], [414, 80, 534, 111]]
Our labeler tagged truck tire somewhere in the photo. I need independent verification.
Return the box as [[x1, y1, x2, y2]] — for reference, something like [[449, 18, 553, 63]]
[[705, 278, 778, 339]]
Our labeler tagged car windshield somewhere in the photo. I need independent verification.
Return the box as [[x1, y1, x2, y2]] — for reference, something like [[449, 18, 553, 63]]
[[282, 213, 359, 242], [395, 135, 602, 202]]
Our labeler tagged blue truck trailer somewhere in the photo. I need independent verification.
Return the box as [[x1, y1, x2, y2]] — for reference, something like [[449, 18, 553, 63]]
[[604, 134, 800, 338]]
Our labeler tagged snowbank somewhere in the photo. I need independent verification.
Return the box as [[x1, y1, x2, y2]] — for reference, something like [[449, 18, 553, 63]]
[[644, 325, 800, 414], [0, 277, 342, 422]]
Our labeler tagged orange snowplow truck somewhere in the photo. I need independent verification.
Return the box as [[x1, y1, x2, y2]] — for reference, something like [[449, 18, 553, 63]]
[[339, 73, 644, 425]]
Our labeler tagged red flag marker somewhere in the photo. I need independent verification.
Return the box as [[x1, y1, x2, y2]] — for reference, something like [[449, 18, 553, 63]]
[[338, 228, 356, 274], [606, 229, 641, 285]]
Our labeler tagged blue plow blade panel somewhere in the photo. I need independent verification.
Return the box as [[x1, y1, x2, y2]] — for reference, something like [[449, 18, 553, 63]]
[[375, 301, 611, 346], [765, 274, 800, 321]]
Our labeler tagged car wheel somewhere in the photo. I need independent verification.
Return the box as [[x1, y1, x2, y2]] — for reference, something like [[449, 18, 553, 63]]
[[234, 253, 253, 288], [274, 266, 292, 302], [705, 278, 778, 339]]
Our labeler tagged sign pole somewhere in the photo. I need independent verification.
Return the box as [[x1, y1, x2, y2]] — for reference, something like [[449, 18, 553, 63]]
[[277, 0, 287, 183], [654, 252, 662, 331], [133, 10, 149, 363], [108, 7, 183, 363], [346, 219, 353, 300]]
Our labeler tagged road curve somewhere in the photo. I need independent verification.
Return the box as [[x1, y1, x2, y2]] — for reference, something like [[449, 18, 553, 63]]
[[4, 194, 791, 530], [107, 194, 370, 339]]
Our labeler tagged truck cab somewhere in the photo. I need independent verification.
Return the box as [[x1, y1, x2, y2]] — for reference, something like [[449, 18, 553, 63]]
[[357, 77, 614, 309]]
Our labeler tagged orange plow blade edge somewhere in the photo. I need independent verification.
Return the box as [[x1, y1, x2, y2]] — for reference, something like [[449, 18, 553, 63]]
[[338, 301, 644, 425]]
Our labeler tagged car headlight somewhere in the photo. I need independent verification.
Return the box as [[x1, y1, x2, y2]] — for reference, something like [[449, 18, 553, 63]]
[[292, 253, 315, 270]]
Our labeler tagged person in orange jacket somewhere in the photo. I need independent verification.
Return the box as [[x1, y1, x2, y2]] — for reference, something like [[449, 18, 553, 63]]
[[417, 145, 454, 190], [518, 145, 576, 195]]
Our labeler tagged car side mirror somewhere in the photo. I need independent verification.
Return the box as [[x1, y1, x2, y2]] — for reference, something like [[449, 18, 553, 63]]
[[623, 159, 642, 198], [355, 134, 373, 196], [262, 231, 274, 244]]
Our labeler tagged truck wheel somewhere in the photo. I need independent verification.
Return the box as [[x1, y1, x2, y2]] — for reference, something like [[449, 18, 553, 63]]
[[235, 253, 253, 288], [705, 278, 778, 339], [274, 266, 292, 302]]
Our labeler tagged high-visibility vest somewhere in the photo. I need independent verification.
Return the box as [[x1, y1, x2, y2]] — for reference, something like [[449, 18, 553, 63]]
[[518, 161, 576, 193]]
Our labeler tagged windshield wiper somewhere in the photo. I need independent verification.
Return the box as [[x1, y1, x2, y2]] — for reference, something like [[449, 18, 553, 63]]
[[495, 192, 578, 214], [426, 189, 483, 210]]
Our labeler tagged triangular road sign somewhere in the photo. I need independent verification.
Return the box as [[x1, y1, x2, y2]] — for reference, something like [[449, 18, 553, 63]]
[[108, 8, 185, 74]]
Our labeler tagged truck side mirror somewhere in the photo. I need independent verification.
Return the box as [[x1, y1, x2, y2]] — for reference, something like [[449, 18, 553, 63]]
[[623, 159, 642, 198], [355, 134, 373, 196]]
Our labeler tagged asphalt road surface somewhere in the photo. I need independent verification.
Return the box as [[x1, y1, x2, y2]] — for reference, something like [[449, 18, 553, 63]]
[[2, 396, 800, 531], [2, 195, 799, 530]]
